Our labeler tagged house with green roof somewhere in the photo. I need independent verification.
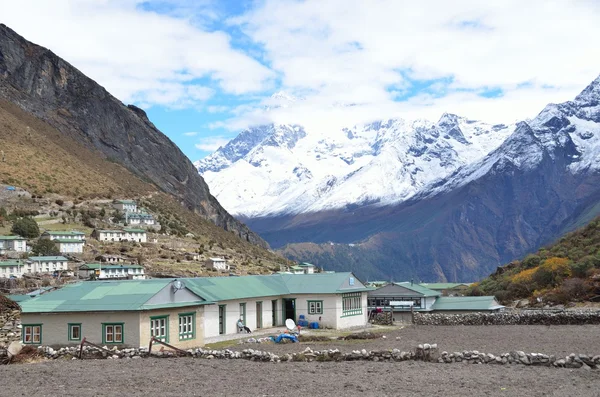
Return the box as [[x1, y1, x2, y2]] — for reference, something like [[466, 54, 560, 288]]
[[27, 256, 69, 275], [19, 272, 371, 347], [92, 228, 147, 243], [78, 263, 145, 280], [0, 260, 26, 278], [367, 282, 503, 322], [0, 235, 27, 254], [420, 283, 471, 296], [113, 199, 137, 213], [41, 231, 85, 254]]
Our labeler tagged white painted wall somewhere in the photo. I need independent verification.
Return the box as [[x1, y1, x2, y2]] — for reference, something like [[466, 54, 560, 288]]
[[57, 241, 84, 253], [203, 297, 277, 338], [336, 292, 369, 329]]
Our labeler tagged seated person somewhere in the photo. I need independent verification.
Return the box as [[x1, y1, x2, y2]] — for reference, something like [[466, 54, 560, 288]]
[[237, 318, 251, 333]]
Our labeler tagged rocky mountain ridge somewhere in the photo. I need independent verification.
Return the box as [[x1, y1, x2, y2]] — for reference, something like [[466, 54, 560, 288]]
[[0, 24, 267, 248]]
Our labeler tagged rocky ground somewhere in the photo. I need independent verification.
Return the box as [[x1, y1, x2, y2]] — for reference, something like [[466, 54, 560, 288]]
[[2, 325, 600, 396], [231, 325, 600, 357]]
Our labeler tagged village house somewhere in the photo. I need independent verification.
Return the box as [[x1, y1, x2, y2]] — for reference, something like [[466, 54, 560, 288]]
[[367, 282, 503, 322], [205, 257, 229, 271], [98, 254, 125, 263], [92, 228, 147, 243], [27, 256, 69, 275], [18, 272, 371, 348], [125, 212, 156, 227], [0, 260, 25, 278], [41, 231, 85, 254], [298, 262, 316, 274], [112, 199, 137, 213], [0, 235, 28, 254], [420, 282, 471, 296], [78, 263, 146, 280], [289, 265, 304, 274]]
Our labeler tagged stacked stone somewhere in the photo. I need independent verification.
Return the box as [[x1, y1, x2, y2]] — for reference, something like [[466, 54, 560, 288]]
[[0, 309, 21, 349], [414, 310, 600, 326]]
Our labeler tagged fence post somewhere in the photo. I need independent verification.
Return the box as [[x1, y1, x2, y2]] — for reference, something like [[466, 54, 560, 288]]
[[79, 337, 86, 359]]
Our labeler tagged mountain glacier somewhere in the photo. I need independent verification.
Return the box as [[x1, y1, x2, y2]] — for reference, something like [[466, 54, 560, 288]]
[[195, 114, 515, 217]]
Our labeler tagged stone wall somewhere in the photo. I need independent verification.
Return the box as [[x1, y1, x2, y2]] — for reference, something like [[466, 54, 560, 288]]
[[7, 343, 597, 370], [0, 309, 21, 349], [413, 310, 600, 326]]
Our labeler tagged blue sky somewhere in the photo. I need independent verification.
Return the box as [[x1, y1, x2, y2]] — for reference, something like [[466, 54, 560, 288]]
[[3, 0, 600, 161]]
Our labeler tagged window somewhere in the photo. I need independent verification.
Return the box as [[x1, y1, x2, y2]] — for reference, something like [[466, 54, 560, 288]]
[[239, 303, 246, 324], [342, 293, 363, 317], [150, 316, 169, 342], [68, 323, 82, 341], [308, 300, 323, 315], [23, 324, 42, 344], [179, 313, 195, 340], [103, 323, 124, 344]]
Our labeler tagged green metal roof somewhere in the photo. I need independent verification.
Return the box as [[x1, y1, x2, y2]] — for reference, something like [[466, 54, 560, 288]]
[[289, 265, 303, 270], [394, 282, 441, 297], [298, 262, 315, 267], [115, 200, 136, 204], [52, 239, 85, 243], [123, 228, 145, 233], [0, 235, 26, 240], [28, 256, 68, 262], [43, 231, 85, 235], [20, 273, 370, 314], [80, 263, 144, 270], [420, 283, 471, 290], [431, 296, 504, 311], [20, 280, 174, 313], [95, 229, 122, 233], [5, 294, 32, 302], [0, 260, 23, 267]]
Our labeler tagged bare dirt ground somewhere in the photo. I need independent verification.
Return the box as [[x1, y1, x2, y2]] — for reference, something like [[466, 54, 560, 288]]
[[231, 325, 600, 357], [2, 325, 600, 397]]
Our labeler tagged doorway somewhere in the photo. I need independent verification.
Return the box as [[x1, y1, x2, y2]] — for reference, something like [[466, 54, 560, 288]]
[[218, 305, 226, 335], [256, 301, 263, 329], [271, 300, 278, 326], [283, 298, 296, 323]]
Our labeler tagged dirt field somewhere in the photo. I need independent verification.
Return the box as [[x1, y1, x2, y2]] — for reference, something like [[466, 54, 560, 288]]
[[231, 325, 600, 357], [2, 325, 600, 397]]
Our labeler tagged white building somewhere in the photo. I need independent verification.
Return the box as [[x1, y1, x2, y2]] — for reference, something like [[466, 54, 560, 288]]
[[298, 262, 316, 274], [26, 256, 69, 274], [0, 260, 25, 278], [41, 231, 85, 254], [126, 213, 155, 226], [0, 236, 28, 254], [99, 254, 125, 263], [78, 263, 146, 280], [113, 200, 137, 213], [205, 257, 229, 271], [93, 228, 147, 243]]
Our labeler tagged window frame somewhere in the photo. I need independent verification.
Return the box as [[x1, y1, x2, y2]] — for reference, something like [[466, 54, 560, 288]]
[[307, 300, 323, 315], [68, 323, 82, 341], [239, 302, 246, 325], [22, 324, 42, 345], [102, 323, 124, 344], [150, 315, 169, 343], [341, 292, 363, 317], [178, 312, 196, 341]]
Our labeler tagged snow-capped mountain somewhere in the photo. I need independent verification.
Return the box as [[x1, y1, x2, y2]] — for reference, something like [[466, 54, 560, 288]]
[[195, 115, 514, 217]]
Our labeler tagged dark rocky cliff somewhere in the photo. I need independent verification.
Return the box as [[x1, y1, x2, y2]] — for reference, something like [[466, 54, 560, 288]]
[[0, 24, 267, 248]]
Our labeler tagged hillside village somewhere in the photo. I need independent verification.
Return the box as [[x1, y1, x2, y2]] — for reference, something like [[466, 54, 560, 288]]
[[0, 185, 298, 290]]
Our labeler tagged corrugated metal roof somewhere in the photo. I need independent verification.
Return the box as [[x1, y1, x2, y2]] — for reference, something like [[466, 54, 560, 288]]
[[122, 228, 145, 233], [115, 200, 136, 204], [28, 256, 68, 262], [20, 280, 173, 313], [184, 275, 288, 301], [420, 283, 471, 290], [0, 260, 23, 267], [0, 235, 26, 240], [394, 282, 441, 297], [53, 239, 85, 243], [43, 231, 85, 235], [431, 296, 504, 311], [80, 263, 144, 270]]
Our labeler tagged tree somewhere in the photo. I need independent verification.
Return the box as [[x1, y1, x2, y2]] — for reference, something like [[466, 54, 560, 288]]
[[11, 217, 40, 238], [31, 239, 60, 256]]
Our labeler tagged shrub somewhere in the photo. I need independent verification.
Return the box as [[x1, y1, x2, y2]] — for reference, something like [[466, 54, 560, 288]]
[[55, 199, 64, 206], [11, 217, 40, 238], [31, 239, 60, 256]]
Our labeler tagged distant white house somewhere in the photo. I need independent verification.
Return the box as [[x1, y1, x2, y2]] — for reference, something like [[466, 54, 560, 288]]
[[78, 263, 145, 280], [27, 256, 69, 274], [205, 257, 229, 271], [126, 213, 155, 226], [298, 262, 316, 274], [99, 254, 125, 263], [0, 260, 25, 278], [93, 228, 147, 243], [113, 199, 137, 213], [41, 231, 85, 254], [0, 235, 28, 254]]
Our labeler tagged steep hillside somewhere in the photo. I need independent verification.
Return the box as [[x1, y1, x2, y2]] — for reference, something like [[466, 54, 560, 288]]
[[249, 76, 600, 282], [471, 217, 600, 304], [0, 23, 265, 248]]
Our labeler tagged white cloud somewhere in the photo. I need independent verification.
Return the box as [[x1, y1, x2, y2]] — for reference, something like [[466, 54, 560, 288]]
[[183, 132, 198, 136], [195, 136, 232, 151], [1, 0, 273, 108], [227, 0, 600, 127]]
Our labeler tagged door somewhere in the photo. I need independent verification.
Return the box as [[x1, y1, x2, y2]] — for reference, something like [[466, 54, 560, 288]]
[[283, 298, 296, 323], [271, 300, 278, 326], [218, 305, 226, 335], [256, 302, 263, 329]]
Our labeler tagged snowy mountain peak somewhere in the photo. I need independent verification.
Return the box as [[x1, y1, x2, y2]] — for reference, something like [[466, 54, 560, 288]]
[[574, 74, 600, 104]]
